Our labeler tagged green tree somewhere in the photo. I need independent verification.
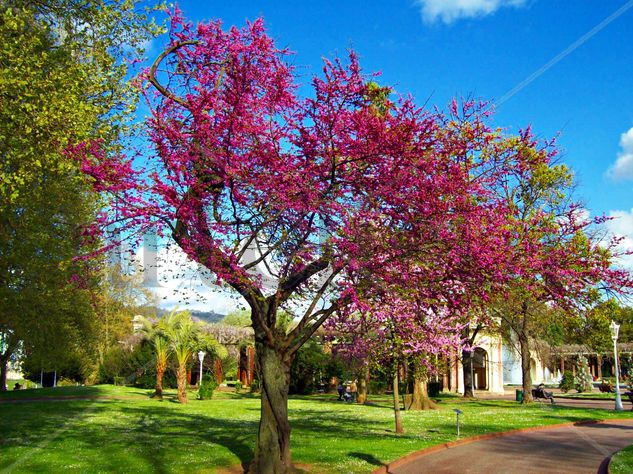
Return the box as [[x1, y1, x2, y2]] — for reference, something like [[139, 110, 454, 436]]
[[163, 311, 225, 404], [137, 314, 171, 399], [0, 1, 160, 389]]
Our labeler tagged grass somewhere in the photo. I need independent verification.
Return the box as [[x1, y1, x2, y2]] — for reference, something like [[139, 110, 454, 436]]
[[1, 385, 632, 473], [557, 392, 617, 399], [610, 444, 633, 474]]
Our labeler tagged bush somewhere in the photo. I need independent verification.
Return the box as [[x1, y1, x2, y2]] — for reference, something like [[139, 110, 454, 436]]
[[198, 374, 218, 400], [133, 370, 177, 390], [57, 377, 79, 387], [369, 379, 388, 395], [250, 379, 260, 393], [235, 380, 242, 392], [575, 356, 592, 393], [289, 339, 328, 394], [559, 371, 575, 393]]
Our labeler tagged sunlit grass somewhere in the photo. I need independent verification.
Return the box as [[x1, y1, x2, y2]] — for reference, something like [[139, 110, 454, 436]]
[[1, 385, 631, 473], [610, 443, 633, 474]]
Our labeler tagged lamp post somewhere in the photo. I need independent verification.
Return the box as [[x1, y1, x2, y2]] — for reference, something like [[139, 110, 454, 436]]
[[610, 321, 624, 411], [197, 351, 206, 387], [453, 408, 463, 437], [470, 348, 475, 395]]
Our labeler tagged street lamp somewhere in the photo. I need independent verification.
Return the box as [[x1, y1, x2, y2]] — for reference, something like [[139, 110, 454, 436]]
[[197, 351, 206, 387], [609, 321, 624, 411]]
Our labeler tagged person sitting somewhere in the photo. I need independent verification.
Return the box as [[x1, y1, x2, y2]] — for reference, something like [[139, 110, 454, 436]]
[[532, 383, 555, 403]]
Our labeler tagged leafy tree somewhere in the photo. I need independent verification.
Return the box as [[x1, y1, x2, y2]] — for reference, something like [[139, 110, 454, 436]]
[[489, 158, 631, 403], [220, 310, 252, 328], [0, 1, 160, 389], [289, 339, 328, 395], [137, 314, 172, 399], [162, 310, 226, 404]]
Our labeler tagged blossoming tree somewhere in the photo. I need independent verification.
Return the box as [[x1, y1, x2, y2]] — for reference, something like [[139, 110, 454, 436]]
[[71, 10, 595, 472]]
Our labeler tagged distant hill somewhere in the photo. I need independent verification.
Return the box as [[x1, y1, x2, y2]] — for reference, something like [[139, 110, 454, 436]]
[[190, 310, 226, 324], [155, 308, 226, 324]]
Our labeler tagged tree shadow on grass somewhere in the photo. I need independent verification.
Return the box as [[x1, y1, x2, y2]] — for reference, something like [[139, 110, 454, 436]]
[[0, 400, 256, 473], [349, 451, 384, 467]]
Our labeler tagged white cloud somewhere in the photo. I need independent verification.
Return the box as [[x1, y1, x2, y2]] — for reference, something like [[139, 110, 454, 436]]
[[605, 209, 633, 271], [414, 0, 527, 24], [607, 127, 633, 181]]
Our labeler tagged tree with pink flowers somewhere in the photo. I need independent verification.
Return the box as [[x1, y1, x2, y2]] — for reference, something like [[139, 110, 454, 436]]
[[71, 10, 629, 472], [488, 158, 633, 403]]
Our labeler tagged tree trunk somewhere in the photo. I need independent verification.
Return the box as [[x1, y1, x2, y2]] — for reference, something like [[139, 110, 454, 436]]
[[0, 337, 18, 392], [411, 369, 438, 410], [519, 333, 533, 403], [357, 365, 368, 404], [0, 356, 8, 392], [176, 363, 187, 404], [597, 354, 603, 379], [249, 341, 293, 474], [153, 364, 165, 399], [462, 349, 474, 398], [392, 363, 404, 434]]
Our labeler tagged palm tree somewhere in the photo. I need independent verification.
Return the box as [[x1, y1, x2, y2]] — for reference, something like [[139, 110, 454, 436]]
[[165, 311, 227, 403], [137, 314, 172, 400]]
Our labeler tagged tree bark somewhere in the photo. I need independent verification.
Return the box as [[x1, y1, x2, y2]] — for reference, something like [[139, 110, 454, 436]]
[[0, 338, 17, 392], [176, 363, 188, 404], [357, 365, 368, 404], [153, 364, 165, 399], [519, 332, 533, 403], [518, 300, 533, 404], [0, 356, 8, 392], [411, 368, 438, 410], [597, 354, 603, 379], [392, 362, 404, 434], [249, 341, 293, 473], [462, 349, 474, 398]]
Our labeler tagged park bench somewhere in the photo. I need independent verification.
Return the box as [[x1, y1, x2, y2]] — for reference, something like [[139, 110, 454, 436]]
[[625, 391, 633, 410], [531, 385, 555, 404], [598, 381, 614, 393]]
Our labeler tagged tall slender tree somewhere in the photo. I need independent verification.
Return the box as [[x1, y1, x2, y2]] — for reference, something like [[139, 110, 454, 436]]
[[0, 1, 160, 388]]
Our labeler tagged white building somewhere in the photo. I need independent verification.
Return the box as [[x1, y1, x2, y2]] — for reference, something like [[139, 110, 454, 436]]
[[444, 333, 505, 394]]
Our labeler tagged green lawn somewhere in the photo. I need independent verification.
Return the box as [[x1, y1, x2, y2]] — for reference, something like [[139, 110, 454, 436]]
[[1, 385, 632, 473], [557, 392, 617, 399], [610, 444, 633, 474]]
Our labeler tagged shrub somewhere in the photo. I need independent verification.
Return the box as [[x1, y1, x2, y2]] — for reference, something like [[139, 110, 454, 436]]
[[250, 379, 260, 393], [133, 370, 177, 390], [57, 377, 78, 387], [235, 380, 242, 392], [289, 339, 328, 394], [198, 374, 218, 400], [559, 371, 575, 393], [369, 379, 388, 395], [574, 356, 592, 393]]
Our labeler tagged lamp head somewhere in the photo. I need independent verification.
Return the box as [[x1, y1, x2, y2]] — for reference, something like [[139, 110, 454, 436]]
[[198, 350, 206, 362]]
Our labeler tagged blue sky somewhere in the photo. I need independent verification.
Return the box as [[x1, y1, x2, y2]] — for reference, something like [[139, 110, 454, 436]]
[[141, 0, 633, 310], [157, 0, 633, 216]]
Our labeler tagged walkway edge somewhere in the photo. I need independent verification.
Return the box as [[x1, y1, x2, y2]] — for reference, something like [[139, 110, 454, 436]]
[[372, 418, 633, 474]]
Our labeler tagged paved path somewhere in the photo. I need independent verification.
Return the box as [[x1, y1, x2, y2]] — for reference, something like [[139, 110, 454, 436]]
[[386, 419, 633, 474]]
